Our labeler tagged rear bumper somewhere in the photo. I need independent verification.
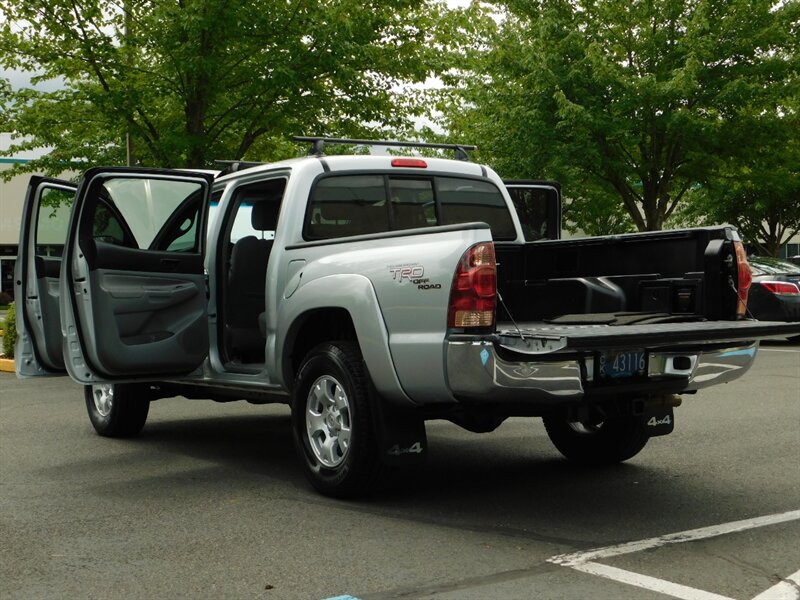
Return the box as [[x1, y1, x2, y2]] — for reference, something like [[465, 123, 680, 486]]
[[446, 340, 759, 404]]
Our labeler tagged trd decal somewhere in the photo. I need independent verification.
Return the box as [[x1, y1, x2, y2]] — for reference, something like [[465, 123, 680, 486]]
[[388, 263, 442, 290], [389, 264, 425, 281]]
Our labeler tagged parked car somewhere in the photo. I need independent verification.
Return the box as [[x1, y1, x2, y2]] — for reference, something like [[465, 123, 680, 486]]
[[746, 256, 800, 333]]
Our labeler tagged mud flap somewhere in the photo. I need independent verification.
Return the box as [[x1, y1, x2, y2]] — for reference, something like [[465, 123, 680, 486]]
[[643, 406, 675, 437], [370, 399, 427, 467]]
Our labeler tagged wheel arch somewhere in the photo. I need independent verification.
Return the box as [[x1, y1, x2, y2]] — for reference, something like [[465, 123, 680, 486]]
[[283, 307, 357, 388], [276, 274, 411, 406]]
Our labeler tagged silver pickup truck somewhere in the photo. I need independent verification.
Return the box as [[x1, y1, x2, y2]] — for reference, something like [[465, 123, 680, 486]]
[[14, 137, 800, 497]]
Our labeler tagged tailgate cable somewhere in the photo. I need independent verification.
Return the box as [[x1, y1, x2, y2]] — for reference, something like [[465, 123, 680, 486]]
[[727, 277, 755, 319], [497, 291, 527, 342]]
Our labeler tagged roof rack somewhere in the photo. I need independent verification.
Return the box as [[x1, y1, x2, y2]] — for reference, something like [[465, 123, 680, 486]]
[[292, 136, 476, 162], [213, 160, 266, 177]]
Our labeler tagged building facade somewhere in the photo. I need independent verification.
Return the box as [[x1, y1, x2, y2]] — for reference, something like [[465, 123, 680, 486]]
[[0, 158, 32, 299]]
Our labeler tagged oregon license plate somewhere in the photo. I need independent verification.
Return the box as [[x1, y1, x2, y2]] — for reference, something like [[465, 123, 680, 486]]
[[598, 350, 647, 379]]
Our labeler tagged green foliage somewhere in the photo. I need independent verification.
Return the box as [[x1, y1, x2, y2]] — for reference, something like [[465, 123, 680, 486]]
[[683, 87, 800, 256], [0, 0, 453, 176], [440, 0, 799, 233], [2, 302, 15, 359]]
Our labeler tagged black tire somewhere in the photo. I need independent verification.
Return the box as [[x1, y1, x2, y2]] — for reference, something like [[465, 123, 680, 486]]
[[291, 341, 383, 498], [542, 413, 649, 465], [84, 383, 149, 438]]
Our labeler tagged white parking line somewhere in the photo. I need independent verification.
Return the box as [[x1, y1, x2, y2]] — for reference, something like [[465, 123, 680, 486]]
[[572, 562, 736, 600], [759, 347, 800, 353], [550, 509, 800, 566], [752, 568, 800, 600], [549, 510, 800, 600]]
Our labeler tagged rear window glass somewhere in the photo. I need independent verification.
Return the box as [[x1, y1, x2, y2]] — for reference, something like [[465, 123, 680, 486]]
[[305, 175, 515, 241], [437, 178, 516, 240], [307, 175, 388, 239]]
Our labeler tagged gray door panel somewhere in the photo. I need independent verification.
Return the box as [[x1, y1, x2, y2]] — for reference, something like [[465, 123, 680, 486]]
[[63, 167, 214, 384], [34, 259, 65, 369], [73, 269, 209, 376], [14, 177, 77, 377]]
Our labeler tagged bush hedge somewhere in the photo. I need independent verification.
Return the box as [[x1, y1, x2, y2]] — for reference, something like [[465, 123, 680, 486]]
[[2, 302, 16, 358]]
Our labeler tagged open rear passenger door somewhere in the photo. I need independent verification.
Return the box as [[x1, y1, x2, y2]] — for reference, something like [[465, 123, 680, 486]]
[[504, 180, 562, 241], [60, 167, 215, 385], [14, 177, 78, 376]]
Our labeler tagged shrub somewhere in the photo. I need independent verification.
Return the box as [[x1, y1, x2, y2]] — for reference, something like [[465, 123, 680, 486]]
[[2, 302, 16, 358], [0, 290, 12, 305]]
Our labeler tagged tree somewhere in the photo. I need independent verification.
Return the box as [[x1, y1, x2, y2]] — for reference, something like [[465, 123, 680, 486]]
[[699, 184, 800, 258], [0, 0, 451, 176], [685, 101, 800, 257], [440, 0, 799, 232]]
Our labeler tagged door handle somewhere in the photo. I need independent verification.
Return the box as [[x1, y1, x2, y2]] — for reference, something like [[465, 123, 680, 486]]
[[160, 258, 180, 271]]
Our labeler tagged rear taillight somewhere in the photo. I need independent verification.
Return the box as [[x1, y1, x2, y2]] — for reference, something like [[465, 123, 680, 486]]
[[448, 242, 496, 329], [760, 281, 800, 295], [734, 242, 752, 317]]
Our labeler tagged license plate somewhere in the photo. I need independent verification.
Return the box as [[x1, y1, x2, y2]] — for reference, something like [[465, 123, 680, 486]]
[[598, 350, 647, 379]]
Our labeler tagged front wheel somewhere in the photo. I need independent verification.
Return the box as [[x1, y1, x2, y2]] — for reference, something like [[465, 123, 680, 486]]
[[84, 383, 149, 437], [291, 341, 383, 498], [542, 413, 649, 465]]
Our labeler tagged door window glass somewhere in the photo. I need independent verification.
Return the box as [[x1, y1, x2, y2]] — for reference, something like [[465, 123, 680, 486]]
[[35, 187, 75, 256], [506, 186, 558, 241], [84, 176, 205, 253], [92, 201, 130, 246]]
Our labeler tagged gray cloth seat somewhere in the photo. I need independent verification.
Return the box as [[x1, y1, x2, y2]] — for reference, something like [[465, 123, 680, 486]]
[[226, 201, 278, 362]]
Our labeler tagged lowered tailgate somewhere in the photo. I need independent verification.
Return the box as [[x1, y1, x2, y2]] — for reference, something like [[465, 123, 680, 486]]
[[494, 319, 800, 354]]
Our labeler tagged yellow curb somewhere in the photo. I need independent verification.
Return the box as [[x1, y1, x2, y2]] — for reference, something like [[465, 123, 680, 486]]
[[0, 357, 15, 373]]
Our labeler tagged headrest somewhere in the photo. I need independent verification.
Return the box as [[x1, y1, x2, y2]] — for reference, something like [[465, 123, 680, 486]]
[[319, 202, 356, 221], [251, 201, 279, 230]]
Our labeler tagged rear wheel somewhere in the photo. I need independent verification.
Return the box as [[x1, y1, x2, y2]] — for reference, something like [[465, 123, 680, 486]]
[[542, 413, 649, 465], [292, 341, 383, 497], [84, 383, 149, 437]]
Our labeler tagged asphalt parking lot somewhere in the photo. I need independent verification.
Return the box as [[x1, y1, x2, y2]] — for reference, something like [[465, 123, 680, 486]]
[[1, 341, 798, 600]]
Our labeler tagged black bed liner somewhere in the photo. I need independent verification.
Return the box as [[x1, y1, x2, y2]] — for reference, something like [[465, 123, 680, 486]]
[[495, 319, 800, 351]]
